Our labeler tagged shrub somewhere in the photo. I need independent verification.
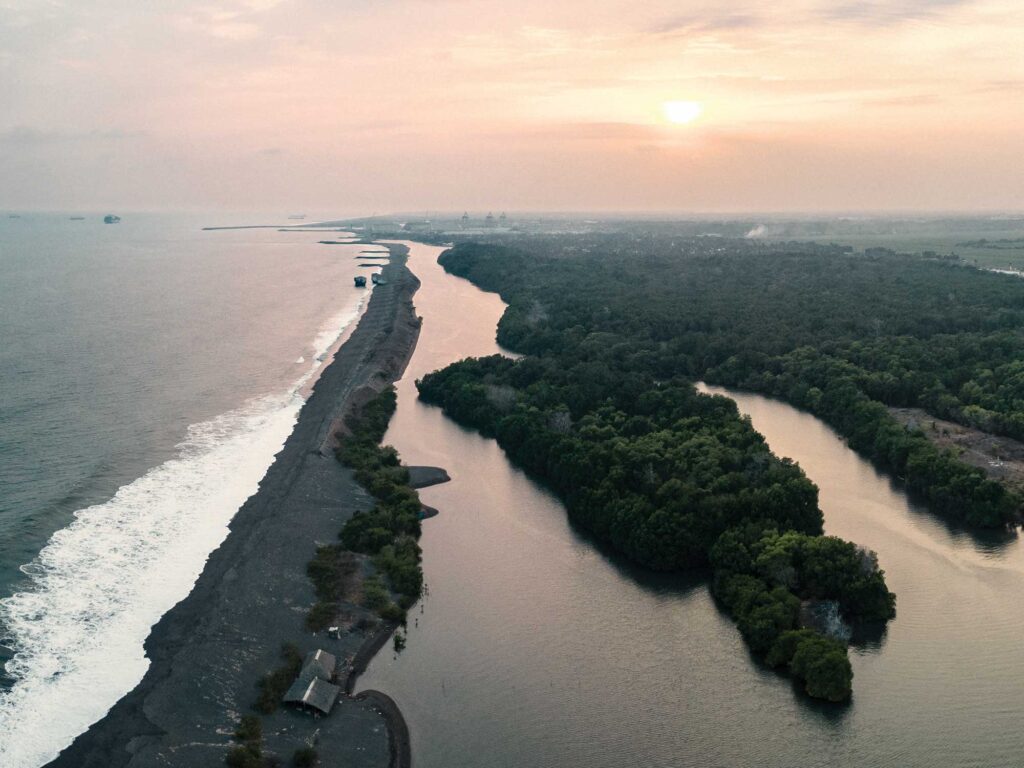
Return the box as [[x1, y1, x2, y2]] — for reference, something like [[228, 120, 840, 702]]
[[254, 643, 303, 714], [305, 601, 337, 633], [362, 576, 390, 610], [234, 714, 262, 744], [306, 545, 359, 603], [225, 744, 262, 768], [766, 629, 819, 668], [378, 602, 406, 623], [790, 634, 853, 701]]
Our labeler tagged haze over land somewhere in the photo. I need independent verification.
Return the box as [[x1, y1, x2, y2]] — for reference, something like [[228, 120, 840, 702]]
[[1, 0, 1022, 213]]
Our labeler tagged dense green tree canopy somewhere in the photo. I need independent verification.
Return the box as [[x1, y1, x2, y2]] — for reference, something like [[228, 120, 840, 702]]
[[409, 236, 966, 699], [436, 237, 1022, 526]]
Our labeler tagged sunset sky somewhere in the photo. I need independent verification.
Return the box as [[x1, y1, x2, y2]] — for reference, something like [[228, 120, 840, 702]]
[[1, 0, 1022, 213]]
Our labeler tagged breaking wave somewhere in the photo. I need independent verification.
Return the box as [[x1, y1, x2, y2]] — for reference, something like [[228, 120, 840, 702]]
[[0, 292, 368, 767]]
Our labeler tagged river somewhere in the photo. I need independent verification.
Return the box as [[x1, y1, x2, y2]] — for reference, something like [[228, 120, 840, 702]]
[[360, 241, 1024, 768]]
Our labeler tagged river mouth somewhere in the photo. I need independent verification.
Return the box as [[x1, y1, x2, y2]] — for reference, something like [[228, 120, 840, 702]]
[[359, 242, 1024, 768]]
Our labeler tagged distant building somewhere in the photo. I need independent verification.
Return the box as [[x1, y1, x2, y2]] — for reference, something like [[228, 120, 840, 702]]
[[461, 212, 470, 228], [865, 247, 896, 258], [499, 212, 507, 225], [484, 212, 496, 228], [402, 220, 432, 232], [366, 218, 399, 235]]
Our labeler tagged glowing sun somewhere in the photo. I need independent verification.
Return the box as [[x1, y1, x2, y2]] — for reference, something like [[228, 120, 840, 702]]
[[662, 100, 703, 125]]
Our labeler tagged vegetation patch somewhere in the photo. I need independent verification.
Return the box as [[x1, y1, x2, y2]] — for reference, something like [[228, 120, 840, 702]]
[[305, 545, 361, 631], [438, 238, 1022, 527], [710, 524, 894, 700], [253, 643, 303, 715], [333, 387, 424, 621], [226, 714, 266, 767], [412, 239, 917, 700], [292, 747, 319, 767]]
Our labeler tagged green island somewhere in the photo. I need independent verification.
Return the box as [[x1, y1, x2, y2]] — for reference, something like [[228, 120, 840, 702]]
[[412, 234, 1024, 700]]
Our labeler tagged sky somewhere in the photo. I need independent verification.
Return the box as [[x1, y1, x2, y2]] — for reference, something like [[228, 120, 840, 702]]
[[0, 0, 1022, 214]]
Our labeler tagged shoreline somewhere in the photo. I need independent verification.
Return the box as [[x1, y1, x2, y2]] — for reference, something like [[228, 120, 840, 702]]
[[45, 244, 421, 768]]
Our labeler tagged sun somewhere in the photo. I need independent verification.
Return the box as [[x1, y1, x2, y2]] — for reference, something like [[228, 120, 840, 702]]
[[662, 100, 703, 125]]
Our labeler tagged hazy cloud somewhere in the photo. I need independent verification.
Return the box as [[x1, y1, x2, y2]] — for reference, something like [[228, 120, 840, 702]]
[[864, 93, 943, 107], [647, 13, 761, 35], [0, 0, 1020, 212], [0, 127, 146, 145], [976, 79, 1024, 93], [820, 0, 973, 24]]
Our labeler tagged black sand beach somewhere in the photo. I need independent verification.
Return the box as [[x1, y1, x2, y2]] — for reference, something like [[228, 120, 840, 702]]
[[46, 244, 421, 768]]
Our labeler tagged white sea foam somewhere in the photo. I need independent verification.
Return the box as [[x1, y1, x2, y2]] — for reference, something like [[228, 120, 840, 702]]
[[0, 290, 369, 768]]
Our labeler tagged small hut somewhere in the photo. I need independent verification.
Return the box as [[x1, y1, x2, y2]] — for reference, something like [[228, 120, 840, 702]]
[[354, 275, 367, 287], [283, 649, 340, 715], [284, 677, 341, 716]]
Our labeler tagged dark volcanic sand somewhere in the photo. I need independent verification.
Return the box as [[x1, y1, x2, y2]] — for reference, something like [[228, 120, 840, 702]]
[[46, 244, 420, 768]]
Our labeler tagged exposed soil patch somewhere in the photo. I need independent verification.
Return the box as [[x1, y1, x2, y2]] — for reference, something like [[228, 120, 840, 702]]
[[889, 407, 1024, 492]]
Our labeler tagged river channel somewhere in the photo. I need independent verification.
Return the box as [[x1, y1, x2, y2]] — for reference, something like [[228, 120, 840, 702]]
[[360, 241, 1024, 768]]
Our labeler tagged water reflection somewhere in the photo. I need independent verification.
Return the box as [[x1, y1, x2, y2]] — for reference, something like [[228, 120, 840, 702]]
[[359, 248, 1024, 768]]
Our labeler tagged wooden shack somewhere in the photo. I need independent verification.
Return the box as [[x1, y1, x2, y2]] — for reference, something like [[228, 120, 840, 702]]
[[283, 649, 341, 715]]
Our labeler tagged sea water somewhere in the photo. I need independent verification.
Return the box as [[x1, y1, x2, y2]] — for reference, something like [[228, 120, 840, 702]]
[[0, 213, 368, 767]]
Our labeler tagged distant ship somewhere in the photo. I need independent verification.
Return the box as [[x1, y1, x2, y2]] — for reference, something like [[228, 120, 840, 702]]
[[104, 215, 121, 224], [70, 216, 85, 221], [287, 214, 306, 220]]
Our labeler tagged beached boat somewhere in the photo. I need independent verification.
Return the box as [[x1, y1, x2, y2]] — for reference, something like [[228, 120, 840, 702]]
[[354, 275, 367, 287]]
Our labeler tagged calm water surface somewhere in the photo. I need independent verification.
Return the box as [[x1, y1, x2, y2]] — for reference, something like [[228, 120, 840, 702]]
[[362, 241, 1024, 768]]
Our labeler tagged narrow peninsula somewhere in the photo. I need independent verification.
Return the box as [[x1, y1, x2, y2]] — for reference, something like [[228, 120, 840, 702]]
[[46, 244, 422, 768]]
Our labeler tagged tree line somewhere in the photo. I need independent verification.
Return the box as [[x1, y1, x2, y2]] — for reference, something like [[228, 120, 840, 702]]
[[415, 238, 926, 700], [437, 238, 1022, 526]]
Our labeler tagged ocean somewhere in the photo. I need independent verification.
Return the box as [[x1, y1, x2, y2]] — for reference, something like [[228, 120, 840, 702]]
[[0, 212, 369, 766]]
